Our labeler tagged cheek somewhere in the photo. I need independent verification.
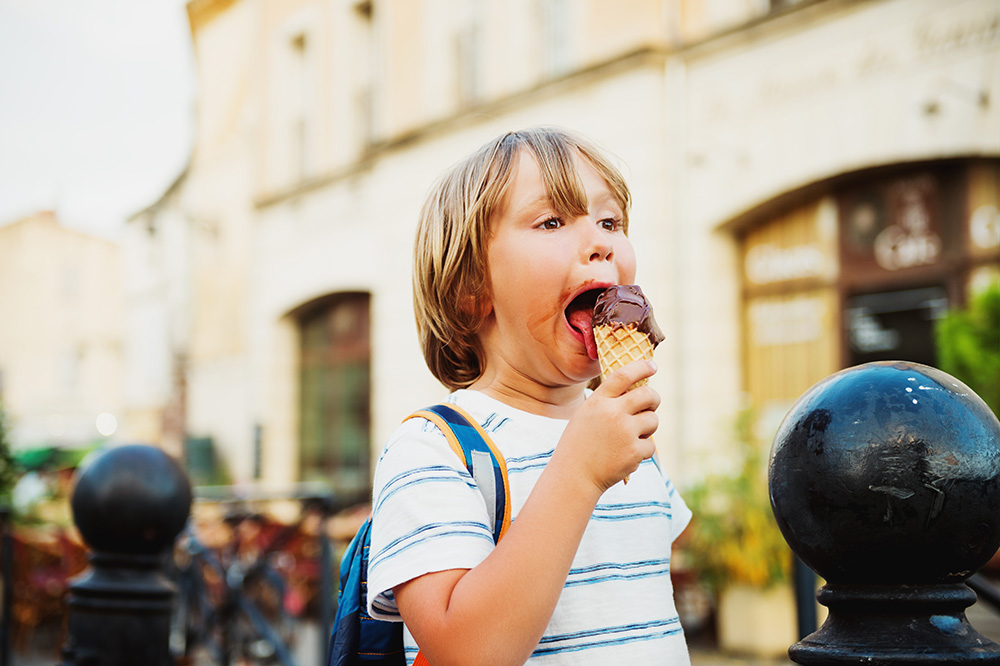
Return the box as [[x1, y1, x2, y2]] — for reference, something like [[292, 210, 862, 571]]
[[488, 235, 548, 293], [617, 239, 638, 282], [484, 242, 527, 317], [486, 246, 556, 331]]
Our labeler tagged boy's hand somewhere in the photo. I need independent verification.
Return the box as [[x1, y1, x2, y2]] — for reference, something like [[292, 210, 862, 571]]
[[557, 359, 660, 494]]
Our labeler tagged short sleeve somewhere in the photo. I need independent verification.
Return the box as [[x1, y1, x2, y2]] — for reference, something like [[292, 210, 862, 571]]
[[663, 472, 692, 542], [367, 417, 496, 620]]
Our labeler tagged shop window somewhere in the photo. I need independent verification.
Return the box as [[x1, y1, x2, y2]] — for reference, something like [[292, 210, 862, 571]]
[[740, 159, 999, 421], [845, 286, 948, 367], [741, 198, 840, 417], [298, 293, 371, 499]]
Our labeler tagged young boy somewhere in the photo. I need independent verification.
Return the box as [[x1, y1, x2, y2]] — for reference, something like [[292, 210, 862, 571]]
[[368, 127, 692, 665]]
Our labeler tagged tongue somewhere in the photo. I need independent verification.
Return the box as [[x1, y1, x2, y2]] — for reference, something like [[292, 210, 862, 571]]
[[568, 309, 598, 360]]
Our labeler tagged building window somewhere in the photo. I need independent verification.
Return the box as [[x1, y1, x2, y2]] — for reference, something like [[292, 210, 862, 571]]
[[740, 159, 1000, 425], [539, 0, 571, 78], [455, 0, 485, 107], [289, 32, 310, 181], [741, 198, 840, 418], [353, 0, 376, 147], [298, 293, 371, 499], [770, 0, 810, 10]]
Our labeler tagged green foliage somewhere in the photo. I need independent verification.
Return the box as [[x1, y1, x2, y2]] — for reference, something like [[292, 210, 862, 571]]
[[682, 408, 791, 591], [935, 284, 1000, 416], [0, 405, 16, 506]]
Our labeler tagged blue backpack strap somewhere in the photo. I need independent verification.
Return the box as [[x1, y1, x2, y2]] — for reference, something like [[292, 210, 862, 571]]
[[406, 403, 511, 543]]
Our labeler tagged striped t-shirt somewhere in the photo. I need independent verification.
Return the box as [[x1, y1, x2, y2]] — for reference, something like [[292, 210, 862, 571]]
[[368, 389, 692, 665]]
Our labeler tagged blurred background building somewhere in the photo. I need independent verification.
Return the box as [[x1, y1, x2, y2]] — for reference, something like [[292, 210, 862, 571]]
[[0, 212, 124, 450], [120, 0, 999, 497]]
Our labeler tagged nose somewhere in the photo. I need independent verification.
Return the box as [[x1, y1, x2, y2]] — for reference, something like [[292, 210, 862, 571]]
[[583, 220, 613, 263]]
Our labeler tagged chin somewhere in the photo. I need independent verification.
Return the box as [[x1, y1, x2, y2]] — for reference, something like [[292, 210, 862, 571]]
[[565, 360, 601, 385]]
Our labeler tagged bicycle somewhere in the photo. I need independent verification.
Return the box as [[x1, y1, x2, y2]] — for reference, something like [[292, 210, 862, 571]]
[[169, 509, 299, 666]]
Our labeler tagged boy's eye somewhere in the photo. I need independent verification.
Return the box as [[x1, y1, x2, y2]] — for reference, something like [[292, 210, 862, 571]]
[[539, 217, 563, 230], [599, 217, 622, 231]]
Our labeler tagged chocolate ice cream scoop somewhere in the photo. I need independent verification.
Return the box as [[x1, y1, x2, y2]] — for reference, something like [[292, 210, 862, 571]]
[[593, 284, 665, 347]]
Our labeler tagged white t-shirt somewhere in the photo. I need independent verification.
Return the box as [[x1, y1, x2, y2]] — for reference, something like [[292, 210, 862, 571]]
[[368, 389, 693, 665]]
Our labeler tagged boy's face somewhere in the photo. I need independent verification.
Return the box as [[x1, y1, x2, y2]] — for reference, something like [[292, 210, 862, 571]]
[[481, 148, 637, 387]]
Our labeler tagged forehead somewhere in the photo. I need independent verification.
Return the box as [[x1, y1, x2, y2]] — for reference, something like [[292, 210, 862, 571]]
[[497, 146, 614, 218], [504, 149, 552, 207]]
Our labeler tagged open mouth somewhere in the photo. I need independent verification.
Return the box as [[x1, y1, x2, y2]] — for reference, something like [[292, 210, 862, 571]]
[[565, 288, 604, 360]]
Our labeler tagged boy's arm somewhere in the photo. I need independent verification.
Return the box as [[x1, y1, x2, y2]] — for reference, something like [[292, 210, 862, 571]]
[[393, 360, 660, 666]]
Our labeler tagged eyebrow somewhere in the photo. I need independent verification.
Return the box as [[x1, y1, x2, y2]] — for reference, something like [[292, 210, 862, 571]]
[[515, 188, 621, 221], [587, 190, 621, 209]]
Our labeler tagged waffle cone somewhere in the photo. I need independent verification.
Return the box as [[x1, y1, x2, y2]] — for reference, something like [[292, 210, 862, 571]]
[[595, 324, 654, 391], [594, 324, 654, 484]]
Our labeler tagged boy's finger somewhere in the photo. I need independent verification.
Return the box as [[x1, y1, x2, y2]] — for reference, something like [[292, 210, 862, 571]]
[[623, 384, 661, 414], [598, 360, 657, 397], [635, 411, 659, 440]]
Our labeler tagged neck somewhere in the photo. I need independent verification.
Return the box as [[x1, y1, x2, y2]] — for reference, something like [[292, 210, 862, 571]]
[[469, 368, 588, 419]]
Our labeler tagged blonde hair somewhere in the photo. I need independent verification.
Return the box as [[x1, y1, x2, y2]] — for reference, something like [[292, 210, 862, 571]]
[[413, 127, 631, 390]]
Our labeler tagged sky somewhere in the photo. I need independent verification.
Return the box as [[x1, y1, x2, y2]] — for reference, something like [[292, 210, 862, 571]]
[[0, 0, 195, 240]]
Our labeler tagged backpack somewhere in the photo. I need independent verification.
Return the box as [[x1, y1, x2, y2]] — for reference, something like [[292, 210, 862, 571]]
[[327, 403, 511, 666]]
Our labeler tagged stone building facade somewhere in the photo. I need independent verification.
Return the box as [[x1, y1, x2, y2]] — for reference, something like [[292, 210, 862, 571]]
[[127, 0, 1000, 496]]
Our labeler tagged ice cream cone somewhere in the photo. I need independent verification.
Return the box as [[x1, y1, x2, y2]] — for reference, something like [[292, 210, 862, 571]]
[[591, 285, 664, 486], [594, 323, 655, 391], [594, 323, 656, 485]]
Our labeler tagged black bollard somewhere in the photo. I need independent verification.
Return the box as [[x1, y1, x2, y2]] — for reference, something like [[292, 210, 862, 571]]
[[769, 361, 1000, 665], [59, 444, 191, 666]]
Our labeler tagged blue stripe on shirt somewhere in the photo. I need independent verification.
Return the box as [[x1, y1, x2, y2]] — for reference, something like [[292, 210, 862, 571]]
[[374, 465, 477, 513], [481, 412, 510, 432], [369, 520, 493, 570], [591, 501, 673, 522], [533, 616, 683, 656], [566, 558, 671, 587], [505, 450, 554, 475]]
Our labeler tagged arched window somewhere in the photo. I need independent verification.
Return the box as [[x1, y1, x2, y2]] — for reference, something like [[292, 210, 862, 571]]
[[297, 292, 371, 499], [739, 159, 999, 427]]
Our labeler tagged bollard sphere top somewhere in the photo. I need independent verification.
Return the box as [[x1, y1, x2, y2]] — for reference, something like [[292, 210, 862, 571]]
[[769, 361, 1000, 585], [71, 444, 192, 555]]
